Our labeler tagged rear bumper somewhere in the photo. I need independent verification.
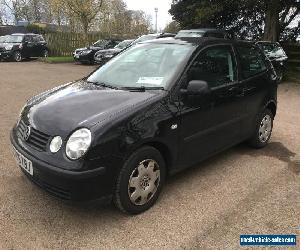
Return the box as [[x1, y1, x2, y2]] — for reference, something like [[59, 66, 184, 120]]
[[10, 131, 113, 202]]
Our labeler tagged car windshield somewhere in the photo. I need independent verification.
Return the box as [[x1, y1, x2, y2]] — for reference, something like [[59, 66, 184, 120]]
[[87, 43, 194, 89], [176, 31, 205, 38], [258, 43, 286, 57], [115, 40, 133, 49], [4, 35, 24, 43], [93, 40, 109, 47]]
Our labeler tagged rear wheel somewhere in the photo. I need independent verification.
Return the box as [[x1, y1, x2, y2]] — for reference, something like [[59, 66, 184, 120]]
[[13, 51, 22, 62], [114, 146, 166, 214], [42, 50, 48, 58], [248, 109, 274, 148]]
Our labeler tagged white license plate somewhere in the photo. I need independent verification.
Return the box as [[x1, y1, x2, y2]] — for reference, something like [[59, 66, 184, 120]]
[[12, 146, 33, 176], [75, 55, 79, 59]]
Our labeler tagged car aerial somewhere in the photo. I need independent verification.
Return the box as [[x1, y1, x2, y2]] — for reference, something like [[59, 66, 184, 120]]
[[256, 41, 288, 82], [175, 28, 234, 39], [11, 37, 277, 214], [94, 39, 134, 64], [73, 39, 121, 64], [0, 33, 48, 62]]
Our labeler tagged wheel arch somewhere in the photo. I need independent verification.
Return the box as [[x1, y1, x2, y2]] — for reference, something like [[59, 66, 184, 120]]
[[265, 100, 277, 117], [139, 140, 173, 176]]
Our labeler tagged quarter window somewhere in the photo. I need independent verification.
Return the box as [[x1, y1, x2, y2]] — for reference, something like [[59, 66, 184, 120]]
[[236, 45, 267, 79], [188, 45, 236, 88]]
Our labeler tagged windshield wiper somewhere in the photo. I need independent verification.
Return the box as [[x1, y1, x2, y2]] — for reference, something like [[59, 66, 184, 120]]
[[121, 86, 165, 92], [88, 81, 119, 90]]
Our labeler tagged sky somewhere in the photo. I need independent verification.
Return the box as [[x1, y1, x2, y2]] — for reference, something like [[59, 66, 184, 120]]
[[124, 0, 173, 31]]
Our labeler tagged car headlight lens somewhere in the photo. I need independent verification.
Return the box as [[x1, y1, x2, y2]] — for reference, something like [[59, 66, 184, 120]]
[[81, 50, 92, 55], [66, 128, 91, 160], [5, 45, 13, 51], [50, 136, 63, 153]]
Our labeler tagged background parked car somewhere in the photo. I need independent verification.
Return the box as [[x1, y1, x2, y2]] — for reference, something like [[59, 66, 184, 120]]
[[256, 41, 288, 82], [0, 33, 48, 62], [73, 39, 121, 64], [130, 33, 176, 46], [94, 39, 134, 64], [175, 28, 234, 39]]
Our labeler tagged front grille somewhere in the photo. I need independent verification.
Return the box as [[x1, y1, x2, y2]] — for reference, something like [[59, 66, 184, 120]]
[[17, 120, 50, 151], [0, 47, 5, 52]]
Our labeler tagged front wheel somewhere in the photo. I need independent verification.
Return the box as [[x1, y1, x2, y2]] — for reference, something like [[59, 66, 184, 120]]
[[248, 109, 274, 148], [276, 68, 284, 83], [13, 51, 22, 62], [113, 146, 166, 214]]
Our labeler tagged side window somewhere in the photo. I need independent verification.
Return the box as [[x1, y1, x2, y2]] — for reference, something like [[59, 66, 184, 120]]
[[188, 45, 236, 88], [32, 36, 40, 43], [24, 36, 33, 43], [236, 45, 267, 79]]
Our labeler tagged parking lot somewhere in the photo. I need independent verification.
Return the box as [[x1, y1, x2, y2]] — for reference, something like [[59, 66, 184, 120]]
[[0, 61, 299, 249]]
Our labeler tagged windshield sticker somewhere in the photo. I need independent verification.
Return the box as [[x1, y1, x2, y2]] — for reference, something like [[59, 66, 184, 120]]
[[137, 77, 164, 85]]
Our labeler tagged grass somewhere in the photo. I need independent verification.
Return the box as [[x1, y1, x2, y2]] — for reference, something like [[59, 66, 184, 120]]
[[39, 56, 74, 63]]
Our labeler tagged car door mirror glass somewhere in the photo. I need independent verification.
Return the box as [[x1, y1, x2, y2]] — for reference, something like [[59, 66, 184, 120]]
[[182, 80, 210, 95]]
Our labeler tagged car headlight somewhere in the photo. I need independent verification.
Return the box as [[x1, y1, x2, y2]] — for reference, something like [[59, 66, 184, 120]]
[[5, 45, 13, 51], [50, 136, 63, 153], [81, 50, 92, 55], [66, 128, 91, 160]]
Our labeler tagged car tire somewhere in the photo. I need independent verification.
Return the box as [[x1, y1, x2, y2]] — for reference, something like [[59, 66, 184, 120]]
[[276, 68, 284, 83], [13, 51, 22, 62], [42, 50, 48, 58], [113, 146, 166, 214], [248, 109, 274, 148]]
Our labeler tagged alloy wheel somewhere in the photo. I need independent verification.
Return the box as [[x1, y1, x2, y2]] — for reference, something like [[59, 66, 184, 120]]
[[259, 114, 272, 143]]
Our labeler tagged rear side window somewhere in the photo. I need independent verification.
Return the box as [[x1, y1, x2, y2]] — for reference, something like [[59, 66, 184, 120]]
[[236, 45, 267, 79], [188, 45, 237, 88]]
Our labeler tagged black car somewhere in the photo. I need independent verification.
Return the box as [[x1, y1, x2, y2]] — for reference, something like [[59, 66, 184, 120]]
[[256, 41, 288, 82], [0, 33, 48, 62], [94, 39, 134, 64], [73, 39, 121, 64], [11, 37, 277, 214], [175, 28, 234, 39]]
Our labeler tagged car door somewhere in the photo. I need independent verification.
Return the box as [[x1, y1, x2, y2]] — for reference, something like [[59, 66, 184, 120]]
[[234, 44, 275, 138], [177, 44, 246, 168], [31, 35, 42, 57], [22, 35, 34, 57]]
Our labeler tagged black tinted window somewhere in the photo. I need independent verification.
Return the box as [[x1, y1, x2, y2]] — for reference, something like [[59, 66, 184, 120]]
[[237, 45, 267, 79], [188, 45, 236, 88]]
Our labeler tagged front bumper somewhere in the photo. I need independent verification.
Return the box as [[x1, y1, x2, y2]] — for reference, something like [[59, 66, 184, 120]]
[[10, 131, 112, 202], [0, 50, 13, 60]]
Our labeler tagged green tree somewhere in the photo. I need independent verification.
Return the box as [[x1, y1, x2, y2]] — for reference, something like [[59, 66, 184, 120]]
[[169, 0, 300, 41]]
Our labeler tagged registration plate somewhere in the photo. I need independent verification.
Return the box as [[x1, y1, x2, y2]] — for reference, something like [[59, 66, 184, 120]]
[[12, 146, 33, 176], [75, 55, 79, 59]]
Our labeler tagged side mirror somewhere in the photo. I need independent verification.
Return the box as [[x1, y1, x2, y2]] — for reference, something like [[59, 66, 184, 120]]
[[181, 80, 210, 95]]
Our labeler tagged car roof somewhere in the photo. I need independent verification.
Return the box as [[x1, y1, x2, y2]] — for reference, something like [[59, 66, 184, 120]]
[[179, 28, 226, 33], [141, 37, 254, 48], [11, 33, 39, 36]]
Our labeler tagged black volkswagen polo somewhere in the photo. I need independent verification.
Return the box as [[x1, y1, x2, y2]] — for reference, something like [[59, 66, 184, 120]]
[[11, 37, 277, 214]]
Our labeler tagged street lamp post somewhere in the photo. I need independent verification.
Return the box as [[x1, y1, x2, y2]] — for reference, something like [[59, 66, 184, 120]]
[[154, 8, 158, 33]]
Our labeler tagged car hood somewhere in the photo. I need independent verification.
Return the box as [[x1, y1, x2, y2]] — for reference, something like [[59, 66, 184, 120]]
[[0, 42, 20, 48], [96, 48, 121, 55], [22, 80, 163, 137]]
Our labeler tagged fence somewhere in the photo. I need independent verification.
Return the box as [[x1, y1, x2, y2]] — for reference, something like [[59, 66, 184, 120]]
[[283, 43, 300, 67], [44, 32, 131, 56]]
